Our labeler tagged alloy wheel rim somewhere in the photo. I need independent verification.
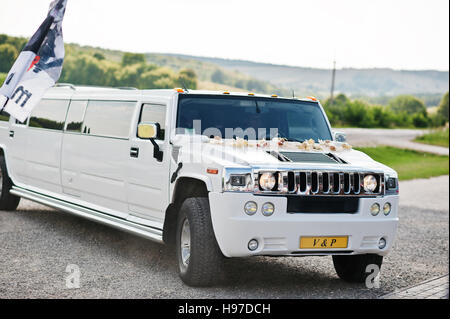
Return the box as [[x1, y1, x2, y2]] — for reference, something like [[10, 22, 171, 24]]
[[180, 218, 191, 267]]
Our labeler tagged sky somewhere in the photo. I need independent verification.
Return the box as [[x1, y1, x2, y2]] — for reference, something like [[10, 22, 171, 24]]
[[0, 0, 448, 71]]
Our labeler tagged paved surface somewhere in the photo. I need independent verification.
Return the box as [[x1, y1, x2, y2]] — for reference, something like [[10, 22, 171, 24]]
[[0, 176, 448, 299], [340, 128, 449, 156], [381, 275, 448, 299]]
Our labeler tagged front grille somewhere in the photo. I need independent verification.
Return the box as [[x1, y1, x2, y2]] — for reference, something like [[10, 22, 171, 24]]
[[286, 196, 359, 214], [273, 171, 384, 196]]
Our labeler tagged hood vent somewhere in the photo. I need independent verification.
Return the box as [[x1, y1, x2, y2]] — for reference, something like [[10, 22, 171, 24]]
[[269, 151, 348, 164]]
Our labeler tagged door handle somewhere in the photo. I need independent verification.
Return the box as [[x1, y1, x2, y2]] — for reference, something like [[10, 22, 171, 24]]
[[130, 147, 139, 158], [9, 130, 14, 138]]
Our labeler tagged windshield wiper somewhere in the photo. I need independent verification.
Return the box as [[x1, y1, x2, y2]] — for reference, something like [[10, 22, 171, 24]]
[[283, 137, 304, 143], [268, 134, 304, 143]]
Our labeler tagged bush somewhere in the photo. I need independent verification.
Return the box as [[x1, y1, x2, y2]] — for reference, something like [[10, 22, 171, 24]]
[[388, 95, 427, 115], [437, 92, 449, 122], [0, 43, 18, 73], [122, 52, 146, 66], [323, 93, 436, 129], [412, 113, 429, 128], [0, 72, 6, 86]]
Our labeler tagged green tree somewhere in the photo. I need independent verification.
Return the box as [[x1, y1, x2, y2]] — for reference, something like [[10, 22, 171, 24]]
[[0, 72, 6, 86], [177, 68, 197, 90], [139, 67, 175, 89], [93, 52, 105, 60], [0, 43, 18, 73], [211, 69, 226, 84], [122, 52, 146, 66], [388, 95, 427, 115], [437, 91, 449, 122]]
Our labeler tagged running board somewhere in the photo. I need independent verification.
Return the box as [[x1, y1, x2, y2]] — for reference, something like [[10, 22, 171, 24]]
[[10, 186, 164, 243]]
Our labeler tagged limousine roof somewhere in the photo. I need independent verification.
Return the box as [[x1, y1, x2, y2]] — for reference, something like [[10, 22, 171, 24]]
[[45, 84, 319, 102]]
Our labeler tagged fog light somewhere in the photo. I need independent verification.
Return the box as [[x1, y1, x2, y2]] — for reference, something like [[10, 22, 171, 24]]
[[244, 201, 258, 216], [378, 237, 387, 249], [383, 202, 392, 216], [262, 202, 275, 216], [370, 203, 380, 216], [248, 239, 259, 251]]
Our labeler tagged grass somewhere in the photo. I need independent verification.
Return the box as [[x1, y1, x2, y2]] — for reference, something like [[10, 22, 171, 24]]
[[356, 146, 449, 181], [414, 128, 449, 148]]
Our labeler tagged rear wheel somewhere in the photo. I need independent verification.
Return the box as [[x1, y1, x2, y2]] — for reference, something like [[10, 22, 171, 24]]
[[332, 254, 383, 283], [0, 155, 20, 211], [176, 197, 224, 286]]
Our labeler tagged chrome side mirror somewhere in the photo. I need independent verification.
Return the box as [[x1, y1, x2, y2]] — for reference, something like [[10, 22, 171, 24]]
[[334, 131, 347, 143]]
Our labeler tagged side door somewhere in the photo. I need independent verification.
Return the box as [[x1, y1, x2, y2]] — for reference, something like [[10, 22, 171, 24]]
[[61, 99, 136, 218], [1, 113, 29, 186], [0, 113, 27, 186], [126, 103, 170, 228], [23, 99, 69, 194]]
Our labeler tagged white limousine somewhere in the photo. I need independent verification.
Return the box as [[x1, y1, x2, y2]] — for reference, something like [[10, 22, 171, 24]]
[[0, 85, 399, 286]]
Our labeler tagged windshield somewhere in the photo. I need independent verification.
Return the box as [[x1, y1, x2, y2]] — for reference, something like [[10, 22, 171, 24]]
[[176, 95, 332, 142]]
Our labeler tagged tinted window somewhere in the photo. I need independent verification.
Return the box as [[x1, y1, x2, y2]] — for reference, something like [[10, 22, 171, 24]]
[[140, 104, 166, 140], [0, 112, 9, 122], [65, 100, 87, 132], [29, 99, 69, 130], [177, 95, 332, 142], [82, 100, 136, 138]]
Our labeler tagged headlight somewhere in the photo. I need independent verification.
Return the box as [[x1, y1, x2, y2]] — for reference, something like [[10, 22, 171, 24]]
[[259, 172, 276, 191], [230, 174, 246, 187], [363, 175, 378, 193], [224, 169, 253, 192]]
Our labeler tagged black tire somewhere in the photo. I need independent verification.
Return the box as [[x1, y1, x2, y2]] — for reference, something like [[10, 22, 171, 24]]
[[0, 155, 20, 211], [332, 254, 383, 283], [176, 197, 224, 287]]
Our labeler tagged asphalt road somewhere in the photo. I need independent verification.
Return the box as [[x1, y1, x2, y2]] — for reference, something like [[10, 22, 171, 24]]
[[0, 175, 448, 299], [339, 128, 449, 156]]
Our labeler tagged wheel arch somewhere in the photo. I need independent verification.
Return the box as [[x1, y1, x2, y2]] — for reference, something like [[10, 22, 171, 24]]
[[163, 176, 209, 245]]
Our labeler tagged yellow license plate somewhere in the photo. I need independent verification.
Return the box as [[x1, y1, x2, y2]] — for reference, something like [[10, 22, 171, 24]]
[[300, 236, 348, 249]]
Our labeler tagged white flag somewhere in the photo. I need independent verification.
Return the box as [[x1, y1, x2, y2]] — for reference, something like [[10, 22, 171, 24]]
[[0, 0, 68, 122]]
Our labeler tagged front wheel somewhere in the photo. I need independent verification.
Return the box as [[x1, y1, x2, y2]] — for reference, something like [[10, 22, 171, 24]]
[[332, 254, 383, 283], [176, 197, 224, 286], [0, 155, 20, 211]]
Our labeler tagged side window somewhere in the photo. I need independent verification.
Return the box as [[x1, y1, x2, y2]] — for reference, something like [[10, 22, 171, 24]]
[[29, 99, 69, 130], [0, 112, 9, 122], [65, 100, 87, 132], [140, 104, 166, 140], [82, 100, 136, 138]]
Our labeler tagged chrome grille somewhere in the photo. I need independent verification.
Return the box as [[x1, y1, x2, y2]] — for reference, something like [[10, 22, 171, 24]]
[[260, 170, 384, 196]]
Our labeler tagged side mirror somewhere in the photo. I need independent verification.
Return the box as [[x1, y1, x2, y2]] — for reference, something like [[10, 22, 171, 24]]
[[138, 122, 159, 139], [333, 131, 347, 143], [137, 122, 163, 162]]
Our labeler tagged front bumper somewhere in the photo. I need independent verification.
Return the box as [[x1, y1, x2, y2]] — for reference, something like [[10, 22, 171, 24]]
[[208, 192, 399, 257]]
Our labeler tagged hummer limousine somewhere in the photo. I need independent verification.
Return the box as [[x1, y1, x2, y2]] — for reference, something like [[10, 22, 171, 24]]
[[0, 85, 399, 286]]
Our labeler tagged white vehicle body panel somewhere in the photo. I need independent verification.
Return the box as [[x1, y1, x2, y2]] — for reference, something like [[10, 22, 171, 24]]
[[0, 86, 399, 259]]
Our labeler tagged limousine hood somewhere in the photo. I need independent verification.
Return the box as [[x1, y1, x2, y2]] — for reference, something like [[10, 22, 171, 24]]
[[172, 136, 397, 177]]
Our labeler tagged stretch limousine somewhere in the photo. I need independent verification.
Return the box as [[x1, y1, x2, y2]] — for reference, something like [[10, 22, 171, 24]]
[[0, 85, 399, 286]]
